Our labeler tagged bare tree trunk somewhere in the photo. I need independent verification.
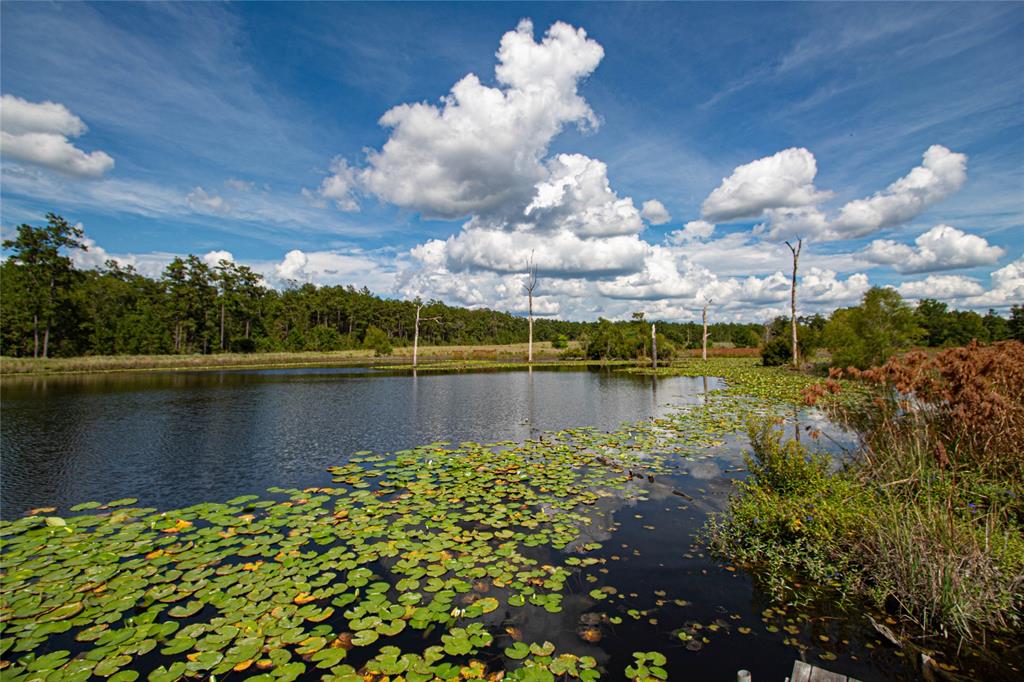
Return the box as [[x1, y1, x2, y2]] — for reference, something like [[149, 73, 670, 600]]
[[41, 277, 56, 359], [651, 322, 658, 369], [785, 239, 803, 368], [33, 313, 39, 358], [413, 305, 421, 368], [702, 300, 713, 361], [523, 254, 538, 364], [528, 294, 533, 363], [220, 302, 226, 351], [245, 319, 251, 339]]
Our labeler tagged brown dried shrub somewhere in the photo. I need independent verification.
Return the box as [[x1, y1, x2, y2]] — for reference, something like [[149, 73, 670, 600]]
[[807, 340, 1024, 479]]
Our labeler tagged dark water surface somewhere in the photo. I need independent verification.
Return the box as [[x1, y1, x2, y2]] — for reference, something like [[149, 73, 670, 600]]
[[0, 367, 717, 517]]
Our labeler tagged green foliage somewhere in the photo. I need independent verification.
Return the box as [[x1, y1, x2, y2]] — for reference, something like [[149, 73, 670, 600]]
[[760, 316, 821, 366], [363, 325, 392, 356], [710, 358, 1024, 640], [823, 287, 922, 369], [1, 213, 1015, 364], [707, 417, 871, 602], [760, 337, 791, 366], [551, 333, 569, 349], [583, 318, 640, 360], [1, 213, 86, 357], [744, 417, 830, 495], [731, 325, 762, 347], [915, 298, 1001, 347], [625, 651, 668, 681], [1009, 304, 1024, 342]]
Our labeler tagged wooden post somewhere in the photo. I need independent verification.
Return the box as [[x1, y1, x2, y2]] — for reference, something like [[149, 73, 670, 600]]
[[785, 238, 802, 368], [651, 322, 658, 369]]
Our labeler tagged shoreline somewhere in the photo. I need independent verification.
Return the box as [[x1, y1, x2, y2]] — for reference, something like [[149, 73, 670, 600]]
[[0, 345, 759, 378]]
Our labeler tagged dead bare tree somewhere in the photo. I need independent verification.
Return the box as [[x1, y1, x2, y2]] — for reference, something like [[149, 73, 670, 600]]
[[523, 253, 538, 363], [701, 299, 713, 361], [785, 238, 803, 368], [651, 321, 658, 369], [412, 303, 441, 368]]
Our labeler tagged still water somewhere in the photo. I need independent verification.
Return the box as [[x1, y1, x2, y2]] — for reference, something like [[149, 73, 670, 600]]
[[2, 366, 1014, 681], [0, 367, 717, 517]]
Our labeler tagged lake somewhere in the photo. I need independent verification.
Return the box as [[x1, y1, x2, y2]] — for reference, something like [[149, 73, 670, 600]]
[[0, 367, 719, 517]]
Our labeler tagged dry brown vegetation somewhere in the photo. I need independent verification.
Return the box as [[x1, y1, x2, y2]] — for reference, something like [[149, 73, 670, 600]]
[[830, 340, 1024, 479]]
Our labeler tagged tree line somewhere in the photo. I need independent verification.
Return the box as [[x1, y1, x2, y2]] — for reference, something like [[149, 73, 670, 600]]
[[1, 214, 1020, 360]]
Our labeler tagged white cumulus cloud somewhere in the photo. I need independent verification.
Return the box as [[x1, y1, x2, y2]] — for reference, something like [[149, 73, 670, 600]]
[[668, 220, 715, 244], [640, 199, 671, 225], [596, 246, 708, 300], [275, 249, 310, 282], [353, 20, 655, 286], [758, 206, 830, 241], [0, 93, 114, 178], [317, 156, 359, 211], [862, 224, 1004, 273], [800, 267, 870, 303], [831, 145, 967, 238], [896, 274, 985, 300], [523, 154, 643, 237], [703, 145, 968, 242], [435, 228, 649, 279], [701, 147, 831, 222], [202, 250, 234, 267], [269, 248, 394, 291], [963, 257, 1024, 308], [358, 19, 603, 221]]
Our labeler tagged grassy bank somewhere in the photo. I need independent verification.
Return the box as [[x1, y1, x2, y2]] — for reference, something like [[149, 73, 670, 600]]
[[0, 343, 571, 376], [0, 344, 760, 377], [707, 341, 1024, 645]]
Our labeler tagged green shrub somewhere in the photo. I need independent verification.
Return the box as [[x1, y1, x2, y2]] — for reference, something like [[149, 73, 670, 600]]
[[823, 287, 921, 369], [744, 417, 830, 495], [229, 337, 256, 353], [760, 337, 791, 366], [305, 325, 344, 352], [363, 325, 392, 356], [706, 417, 865, 601], [551, 334, 569, 349]]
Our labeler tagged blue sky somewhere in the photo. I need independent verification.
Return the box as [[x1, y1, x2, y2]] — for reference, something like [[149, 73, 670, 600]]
[[1, 1, 1021, 321]]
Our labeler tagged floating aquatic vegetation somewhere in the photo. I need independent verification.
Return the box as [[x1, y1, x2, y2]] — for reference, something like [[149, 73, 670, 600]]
[[0, 419, 690, 680]]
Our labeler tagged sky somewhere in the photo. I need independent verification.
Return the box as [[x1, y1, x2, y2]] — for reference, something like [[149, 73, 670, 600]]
[[1, 1, 1021, 322]]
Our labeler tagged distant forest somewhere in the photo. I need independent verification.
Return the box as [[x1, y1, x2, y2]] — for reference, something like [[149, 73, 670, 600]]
[[2, 214, 1022, 360]]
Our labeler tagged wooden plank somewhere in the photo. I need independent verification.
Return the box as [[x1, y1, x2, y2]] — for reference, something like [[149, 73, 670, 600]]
[[790, 660, 813, 682], [808, 667, 848, 682], [790, 659, 862, 682]]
